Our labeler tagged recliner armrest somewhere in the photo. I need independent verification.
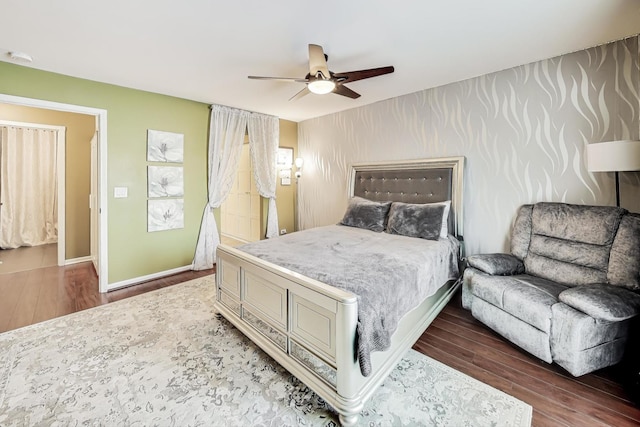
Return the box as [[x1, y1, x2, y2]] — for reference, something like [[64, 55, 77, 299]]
[[466, 253, 525, 276], [559, 285, 640, 322]]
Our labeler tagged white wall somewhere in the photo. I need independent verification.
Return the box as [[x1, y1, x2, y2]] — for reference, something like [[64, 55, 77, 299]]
[[298, 36, 640, 256]]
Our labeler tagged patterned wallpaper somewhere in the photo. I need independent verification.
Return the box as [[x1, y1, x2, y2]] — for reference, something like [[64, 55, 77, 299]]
[[298, 36, 640, 255]]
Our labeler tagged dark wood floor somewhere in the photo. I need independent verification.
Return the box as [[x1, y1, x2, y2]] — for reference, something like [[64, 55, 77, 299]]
[[414, 292, 640, 426], [0, 262, 214, 333], [1, 263, 638, 426]]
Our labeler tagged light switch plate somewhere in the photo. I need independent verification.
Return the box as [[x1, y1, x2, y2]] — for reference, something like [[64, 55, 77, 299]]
[[114, 186, 128, 198]]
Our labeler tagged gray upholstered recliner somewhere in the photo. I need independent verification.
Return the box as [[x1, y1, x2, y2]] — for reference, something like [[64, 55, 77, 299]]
[[462, 202, 640, 376]]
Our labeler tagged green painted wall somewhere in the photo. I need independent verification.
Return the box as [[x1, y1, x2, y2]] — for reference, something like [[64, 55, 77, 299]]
[[0, 61, 211, 284]]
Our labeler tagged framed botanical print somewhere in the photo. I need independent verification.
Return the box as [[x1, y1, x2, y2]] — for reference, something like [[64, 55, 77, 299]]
[[276, 147, 293, 169]]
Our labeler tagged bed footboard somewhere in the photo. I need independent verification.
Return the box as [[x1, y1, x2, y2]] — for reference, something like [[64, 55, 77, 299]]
[[215, 244, 459, 425]]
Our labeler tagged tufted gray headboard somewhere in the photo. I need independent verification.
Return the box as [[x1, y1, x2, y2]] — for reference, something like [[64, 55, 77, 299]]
[[348, 157, 465, 238]]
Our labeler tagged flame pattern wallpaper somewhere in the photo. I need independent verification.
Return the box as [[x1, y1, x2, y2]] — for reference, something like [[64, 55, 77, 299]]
[[298, 36, 640, 255]]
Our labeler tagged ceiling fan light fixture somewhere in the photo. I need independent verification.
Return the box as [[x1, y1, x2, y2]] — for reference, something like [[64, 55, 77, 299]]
[[307, 79, 335, 95], [248, 44, 393, 100]]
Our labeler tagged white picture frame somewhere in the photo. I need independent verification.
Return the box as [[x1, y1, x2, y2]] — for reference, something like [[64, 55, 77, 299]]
[[147, 199, 184, 232], [148, 166, 184, 198], [276, 147, 293, 169], [147, 129, 184, 162]]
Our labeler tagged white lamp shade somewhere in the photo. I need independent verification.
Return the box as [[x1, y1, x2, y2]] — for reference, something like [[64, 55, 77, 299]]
[[587, 140, 640, 172]]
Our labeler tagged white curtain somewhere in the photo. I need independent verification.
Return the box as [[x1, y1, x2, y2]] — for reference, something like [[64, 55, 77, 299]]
[[248, 113, 280, 239], [192, 105, 248, 270], [0, 126, 58, 249]]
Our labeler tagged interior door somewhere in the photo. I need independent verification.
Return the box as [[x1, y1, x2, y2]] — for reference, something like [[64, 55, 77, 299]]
[[221, 143, 261, 243], [90, 131, 99, 273]]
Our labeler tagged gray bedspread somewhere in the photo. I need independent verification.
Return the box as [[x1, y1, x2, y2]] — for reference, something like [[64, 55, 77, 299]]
[[237, 224, 461, 377]]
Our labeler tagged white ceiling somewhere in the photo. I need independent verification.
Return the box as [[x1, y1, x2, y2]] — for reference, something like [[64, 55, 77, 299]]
[[1, 0, 640, 122]]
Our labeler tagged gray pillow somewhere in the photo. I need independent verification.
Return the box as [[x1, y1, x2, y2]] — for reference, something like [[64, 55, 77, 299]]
[[340, 196, 392, 232], [434, 200, 451, 239], [386, 202, 445, 240]]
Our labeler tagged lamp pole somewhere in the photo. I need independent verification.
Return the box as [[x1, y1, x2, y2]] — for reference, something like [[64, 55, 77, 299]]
[[614, 171, 621, 208]]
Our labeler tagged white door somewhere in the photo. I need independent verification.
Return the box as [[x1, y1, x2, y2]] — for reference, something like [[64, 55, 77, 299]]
[[221, 143, 261, 243], [90, 131, 99, 273]]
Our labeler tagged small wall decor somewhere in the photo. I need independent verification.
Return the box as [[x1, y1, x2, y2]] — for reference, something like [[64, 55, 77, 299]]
[[280, 168, 292, 186], [276, 147, 293, 168], [148, 166, 184, 198], [277, 147, 294, 185], [147, 129, 184, 162], [147, 199, 184, 232]]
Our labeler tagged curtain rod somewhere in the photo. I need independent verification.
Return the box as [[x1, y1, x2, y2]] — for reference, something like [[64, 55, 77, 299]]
[[208, 103, 278, 119]]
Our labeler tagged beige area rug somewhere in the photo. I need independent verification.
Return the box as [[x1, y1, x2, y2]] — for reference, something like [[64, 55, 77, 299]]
[[0, 276, 532, 426]]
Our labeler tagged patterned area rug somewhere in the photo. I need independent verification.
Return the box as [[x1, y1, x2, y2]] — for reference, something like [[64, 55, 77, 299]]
[[0, 276, 532, 426]]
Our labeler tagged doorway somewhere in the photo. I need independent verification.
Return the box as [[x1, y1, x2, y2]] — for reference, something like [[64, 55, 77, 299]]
[[221, 142, 261, 246], [0, 121, 65, 272], [0, 94, 109, 292]]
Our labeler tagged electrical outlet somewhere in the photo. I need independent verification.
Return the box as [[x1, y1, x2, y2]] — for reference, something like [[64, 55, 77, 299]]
[[280, 229, 287, 235]]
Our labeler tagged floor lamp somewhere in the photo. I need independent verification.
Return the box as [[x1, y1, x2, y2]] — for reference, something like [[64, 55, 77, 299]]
[[587, 140, 640, 207]]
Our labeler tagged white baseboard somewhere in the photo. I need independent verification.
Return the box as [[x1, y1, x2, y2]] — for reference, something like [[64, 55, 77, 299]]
[[106, 264, 194, 292], [65, 256, 92, 265]]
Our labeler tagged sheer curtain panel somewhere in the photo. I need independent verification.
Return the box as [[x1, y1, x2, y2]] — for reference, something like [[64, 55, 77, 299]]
[[0, 126, 58, 249], [248, 113, 279, 239], [193, 105, 248, 270]]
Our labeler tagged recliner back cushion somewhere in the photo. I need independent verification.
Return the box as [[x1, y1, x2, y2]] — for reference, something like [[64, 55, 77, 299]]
[[511, 204, 533, 260], [531, 203, 624, 245], [608, 214, 640, 291], [523, 203, 625, 286], [529, 236, 610, 270]]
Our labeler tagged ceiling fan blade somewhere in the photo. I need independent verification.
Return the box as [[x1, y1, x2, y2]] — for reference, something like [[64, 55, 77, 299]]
[[333, 66, 395, 83], [308, 44, 330, 78], [289, 86, 310, 101], [248, 76, 308, 83], [333, 84, 361, 99]]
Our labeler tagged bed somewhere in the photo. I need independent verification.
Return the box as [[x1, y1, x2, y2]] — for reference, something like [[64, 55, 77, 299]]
[[215, 157, 465, 425]]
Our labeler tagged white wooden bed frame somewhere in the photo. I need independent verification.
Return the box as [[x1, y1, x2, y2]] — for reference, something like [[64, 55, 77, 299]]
[[215, 157, 465, 425]]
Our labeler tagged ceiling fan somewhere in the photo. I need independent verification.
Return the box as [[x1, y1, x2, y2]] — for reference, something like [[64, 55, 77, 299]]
[[248, 44, 394, 100]]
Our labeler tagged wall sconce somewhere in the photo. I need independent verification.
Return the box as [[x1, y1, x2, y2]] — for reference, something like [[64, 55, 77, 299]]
[[295, 157, 304, 179]]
